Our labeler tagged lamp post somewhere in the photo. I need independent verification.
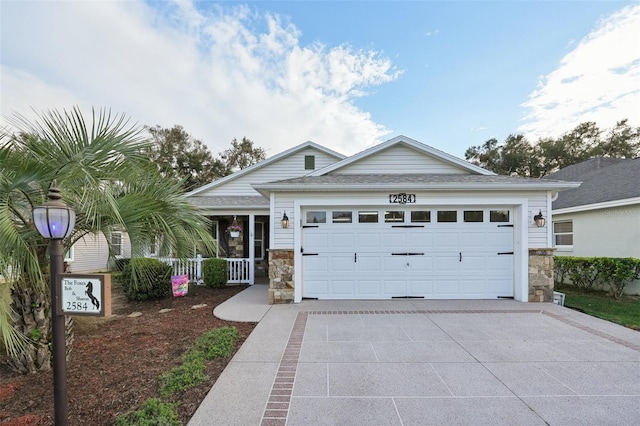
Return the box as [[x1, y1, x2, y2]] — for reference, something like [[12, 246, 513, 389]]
[[33, 180, 75, 426]]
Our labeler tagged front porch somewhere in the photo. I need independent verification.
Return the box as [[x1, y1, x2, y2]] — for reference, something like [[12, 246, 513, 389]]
[[164, 213, 270, 285]]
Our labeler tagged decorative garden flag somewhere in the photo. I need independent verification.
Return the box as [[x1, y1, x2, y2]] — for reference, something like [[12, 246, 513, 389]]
[[171, 274, 189, 297]]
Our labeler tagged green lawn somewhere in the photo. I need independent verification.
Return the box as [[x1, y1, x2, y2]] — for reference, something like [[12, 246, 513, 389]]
[[561, 286, 640, 330]]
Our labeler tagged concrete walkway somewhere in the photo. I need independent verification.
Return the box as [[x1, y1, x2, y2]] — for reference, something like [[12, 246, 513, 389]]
[[213, 284, 271, 322], [190, 287, 640, 425]]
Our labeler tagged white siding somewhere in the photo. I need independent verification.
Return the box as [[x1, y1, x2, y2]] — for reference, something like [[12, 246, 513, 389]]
[[199, 148, 341, 196], [527, 193, 550, 248], [333, 145, 468, 175], [272, 194, 296, 249]]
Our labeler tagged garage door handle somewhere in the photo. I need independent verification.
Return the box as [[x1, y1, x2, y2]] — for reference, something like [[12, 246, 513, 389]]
[[302, 253, 319, 256], [392, 252, 409, 256], [407, 252, 424, 256], [459, 252, 462, 262], [354, 253, 357, 263], [497, 252, 514, 255]]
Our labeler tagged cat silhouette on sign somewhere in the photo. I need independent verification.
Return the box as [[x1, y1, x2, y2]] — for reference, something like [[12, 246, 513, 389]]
[[86, 281, 100, 310]]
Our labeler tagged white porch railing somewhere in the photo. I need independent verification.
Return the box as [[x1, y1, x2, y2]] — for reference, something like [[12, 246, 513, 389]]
[[161, 255, 203, 284], [160, 255, 251, 284], [224, 258, 251, 283]]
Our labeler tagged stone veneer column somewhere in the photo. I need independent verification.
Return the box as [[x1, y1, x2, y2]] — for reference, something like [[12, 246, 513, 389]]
[[528, 248, 555, 302], [268, 249, 295, 304]]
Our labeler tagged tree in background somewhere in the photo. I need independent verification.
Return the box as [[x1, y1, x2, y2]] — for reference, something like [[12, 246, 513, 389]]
[[0, 109, 217, 373], [220, 137, 266, 172], [146, 129, 266, 191], [146, 125, 227, 192], [465, 120, 640, 177]]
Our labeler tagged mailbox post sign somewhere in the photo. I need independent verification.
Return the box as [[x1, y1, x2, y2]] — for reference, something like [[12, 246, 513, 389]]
[[59, 274, 112, 317]]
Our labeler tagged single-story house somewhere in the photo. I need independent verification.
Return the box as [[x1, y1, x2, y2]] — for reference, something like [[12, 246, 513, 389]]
[[546, 157, 640, 293], [187, 135, 579, 304]]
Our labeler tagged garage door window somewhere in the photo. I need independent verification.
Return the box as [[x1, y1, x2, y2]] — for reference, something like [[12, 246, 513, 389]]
[[490, 210, 510, 222], [358, 211, 378, 223], [306, 211, 326, 224], [385, 211, 404, 223], [463, 210, 484, 222], [437, 210, 457, 222], [332, 211, 352, 223], [411, 211, 431, 222]]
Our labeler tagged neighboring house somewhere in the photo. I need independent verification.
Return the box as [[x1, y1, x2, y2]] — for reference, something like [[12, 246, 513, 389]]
[[546, 157, 640, 293], [65, 231, 132, 274], [187, 135, 579, 304]]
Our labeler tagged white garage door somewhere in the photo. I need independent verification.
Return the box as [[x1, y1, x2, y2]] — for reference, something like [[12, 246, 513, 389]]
[[302, 207, 514, 299]]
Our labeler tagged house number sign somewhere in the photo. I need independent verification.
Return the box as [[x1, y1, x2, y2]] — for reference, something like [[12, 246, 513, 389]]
[[59, 274, 112, 317], [388, 193, 416, 204]]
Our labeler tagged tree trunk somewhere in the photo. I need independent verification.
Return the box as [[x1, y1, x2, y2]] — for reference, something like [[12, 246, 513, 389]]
[[7, 288, 74, 374]]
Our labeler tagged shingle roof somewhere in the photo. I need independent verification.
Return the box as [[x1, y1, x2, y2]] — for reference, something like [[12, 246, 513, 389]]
[[187, 196, 269, 208], [253, 174, 578, 192], [545, 158, 640, 210], [268, 173, 566, 185]]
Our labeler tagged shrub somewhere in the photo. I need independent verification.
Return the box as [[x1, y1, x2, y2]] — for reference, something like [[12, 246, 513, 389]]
[[115, 398, 179, 426], [554, 256, 640, 299], [567, 257, 600, 291], [594, 257, 640, 300], [121, 258, 172, 301], [554, 256, 570, 288], [202, 258, 227, 288]]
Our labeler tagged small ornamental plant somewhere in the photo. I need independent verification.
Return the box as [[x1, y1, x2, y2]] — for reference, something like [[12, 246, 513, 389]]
[[227, 224, 243, 234]]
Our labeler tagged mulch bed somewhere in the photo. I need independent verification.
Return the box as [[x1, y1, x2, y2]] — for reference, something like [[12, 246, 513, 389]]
[[0, 284, 256, 425]]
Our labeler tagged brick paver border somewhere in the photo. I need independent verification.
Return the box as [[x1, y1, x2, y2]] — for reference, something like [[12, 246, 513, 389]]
[[542, 310, 640, 352], [260, 312, 308, 426]]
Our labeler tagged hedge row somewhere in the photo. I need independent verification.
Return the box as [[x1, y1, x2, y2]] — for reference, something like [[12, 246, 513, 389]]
[[554, 256, 640, 299]]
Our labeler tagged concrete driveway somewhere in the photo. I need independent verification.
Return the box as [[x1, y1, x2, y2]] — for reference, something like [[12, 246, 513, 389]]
[[189, 286, 640, 425]]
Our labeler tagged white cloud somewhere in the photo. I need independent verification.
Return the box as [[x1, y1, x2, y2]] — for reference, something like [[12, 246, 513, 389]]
[[519, 4, 640, 140], [0, 0, 400, 156]]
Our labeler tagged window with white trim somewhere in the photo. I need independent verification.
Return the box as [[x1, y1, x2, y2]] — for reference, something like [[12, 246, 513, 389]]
[[553, 221, 573, 247], [111, 232, 123, 257]]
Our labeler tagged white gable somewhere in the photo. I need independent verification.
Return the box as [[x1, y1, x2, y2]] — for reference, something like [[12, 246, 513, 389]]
[[332, 144, 469, 175], [311, 135, 494, 177], [193, 145, 343, 197]]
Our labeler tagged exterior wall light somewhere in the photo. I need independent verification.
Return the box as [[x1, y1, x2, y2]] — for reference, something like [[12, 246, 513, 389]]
[[281, 211, 289, 229], [33, 180, 76, 425], [533, 210, 546, 228]]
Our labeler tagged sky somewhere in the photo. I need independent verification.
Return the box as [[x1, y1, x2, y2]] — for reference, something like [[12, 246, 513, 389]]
[[1, 0, 639, 160]]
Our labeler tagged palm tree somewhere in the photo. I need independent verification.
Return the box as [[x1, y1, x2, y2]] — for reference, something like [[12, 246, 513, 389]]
[[0, 108, 216, 373]]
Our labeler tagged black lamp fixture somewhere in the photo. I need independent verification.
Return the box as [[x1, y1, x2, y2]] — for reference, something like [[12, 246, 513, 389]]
[[33, 180, 76, 426], [33, 181, 76, 239], [281, 211, 289, 229], [533, 210, 546, 228]]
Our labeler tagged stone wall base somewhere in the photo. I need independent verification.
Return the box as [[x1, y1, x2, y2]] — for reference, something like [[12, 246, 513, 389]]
[[268, 249, 295, 305], [529, 248, 555, 302]]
